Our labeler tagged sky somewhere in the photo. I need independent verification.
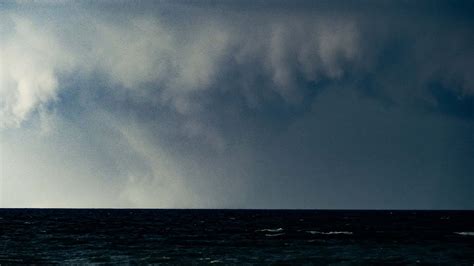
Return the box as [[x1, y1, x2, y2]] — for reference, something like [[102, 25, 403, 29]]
[[0, 0, 473, 209]]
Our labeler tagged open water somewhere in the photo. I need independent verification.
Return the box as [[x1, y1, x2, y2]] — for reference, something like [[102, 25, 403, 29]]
[[0, 209, 473, 264]]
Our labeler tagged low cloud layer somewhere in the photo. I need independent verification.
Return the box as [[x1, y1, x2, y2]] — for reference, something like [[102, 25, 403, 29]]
[[1, 6, 360, 126], [1, 1, 473, 208]]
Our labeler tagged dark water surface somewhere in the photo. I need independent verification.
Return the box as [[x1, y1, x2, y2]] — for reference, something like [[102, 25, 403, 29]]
[[0, 209, 473, 264]]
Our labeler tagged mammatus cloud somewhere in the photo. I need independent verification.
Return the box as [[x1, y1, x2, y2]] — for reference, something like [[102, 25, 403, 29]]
[[0, 2, 473, 208]]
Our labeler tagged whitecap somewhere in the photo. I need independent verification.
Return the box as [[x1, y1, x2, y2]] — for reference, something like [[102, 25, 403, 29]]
[[307, 231, 353, 235], [256, 228, 283, 233], [265, 233, 285, 237], [454, 232, 474, 236]]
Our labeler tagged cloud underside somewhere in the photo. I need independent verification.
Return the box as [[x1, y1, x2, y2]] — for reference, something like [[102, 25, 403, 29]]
[[0, 3, 473, 208]]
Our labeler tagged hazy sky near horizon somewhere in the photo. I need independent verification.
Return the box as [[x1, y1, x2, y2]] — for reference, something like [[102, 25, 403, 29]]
[[0, 0, 473, 208]]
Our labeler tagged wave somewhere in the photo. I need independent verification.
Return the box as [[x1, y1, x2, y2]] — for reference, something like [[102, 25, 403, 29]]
[[307, 231, 353, 235], [265, 233, 285, 237], [454, 232, 474, 236], [256, 228, 284, 233]]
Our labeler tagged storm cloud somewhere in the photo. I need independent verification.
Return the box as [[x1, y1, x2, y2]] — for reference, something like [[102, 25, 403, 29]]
[[0, 1, 473, 208]]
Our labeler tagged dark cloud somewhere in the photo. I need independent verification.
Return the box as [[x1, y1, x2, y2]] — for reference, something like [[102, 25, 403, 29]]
[[1, 1, 473, 208]]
